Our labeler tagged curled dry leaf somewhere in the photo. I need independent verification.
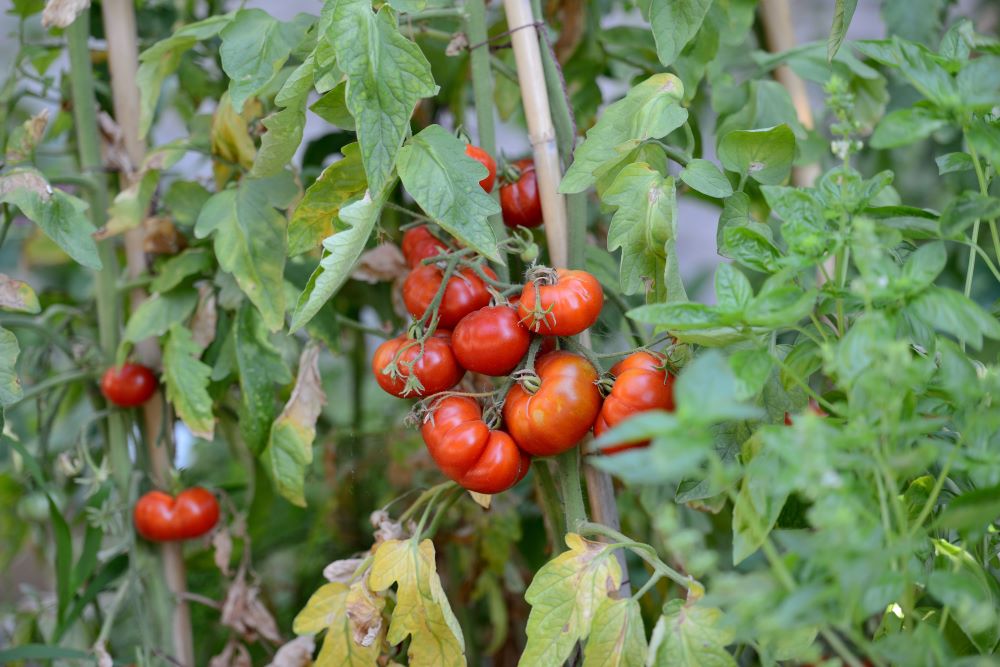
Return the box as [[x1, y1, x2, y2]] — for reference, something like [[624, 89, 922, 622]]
[[192, 282, 218, 351], [213, 526, 233, 577], [468, 491, 492, 509], [5, 109, 50, 164], [97, 111, 134, 177], [41, 0, 90, 28], [0, 170, 52, 201], [277, 343, 326, 431], [351, 243, 408, 284], [445, 32, 469, 57], [345, 581, 385, 648], [143, 216, 187, 255], [370, 509, 406, 547], [209, 638, 252, 667], [265, 635, 315, 667], [221, 569, 283, 644], [0, 273, 40, 314], [93, 641, 112, 667], [323, 557, 365, 583]]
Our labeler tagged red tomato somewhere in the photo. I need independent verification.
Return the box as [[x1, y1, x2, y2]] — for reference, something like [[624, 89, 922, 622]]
[[593, 351, 675, 455], [500, 159, 543, 228], [401, 225, 447, 268], [465, 145, 497, 193], [784, 399, 827, 426], [403, 264, 495, 328], [517, 269, 604, 336], [134, 487, 220, 542], [503, 351, 603, 456], [421, 396, 530, 493], [101, 363, 158, 408], [452, 306, 531, 376], [372, 331, 465, 397]]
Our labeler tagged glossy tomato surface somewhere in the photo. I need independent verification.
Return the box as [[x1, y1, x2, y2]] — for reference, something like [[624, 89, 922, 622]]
[[452, 306, 531, 376], [372, 331, 465, 398], [593, 351, 675, 454], [403, 264, 494, 328], [517, 269, 604, 336], [500, 159, 543, 228], [401, 225, 447, 268], [421, 396, 530, 494], [134, 487, 220, 542], [465, 145, 497, 193], [101, 363, 158, 407], [503, 351, 602, 456]]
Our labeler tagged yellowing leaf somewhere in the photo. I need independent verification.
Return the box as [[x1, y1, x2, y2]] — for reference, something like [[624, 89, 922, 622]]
[[647, 599, 736, 667], [0, 274, 40, 314], [0, 326, 23, 406], [293, 582, 380, 667], [369, 538, 466, 667], [581, 598, 647, 667], [211, 93, 258, 189], [5, 108, 49, 165], [288, 143, 367, 257], [518, 533, 622, 667], [263, 343, 326, 507]]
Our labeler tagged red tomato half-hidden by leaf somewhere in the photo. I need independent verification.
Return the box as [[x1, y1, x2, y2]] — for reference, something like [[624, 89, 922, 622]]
[[593, 351, 675, 455], [465, 144, 497, 193]]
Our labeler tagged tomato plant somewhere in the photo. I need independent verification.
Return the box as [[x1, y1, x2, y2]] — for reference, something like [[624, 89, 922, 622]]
[[1, 1, 999, 666]]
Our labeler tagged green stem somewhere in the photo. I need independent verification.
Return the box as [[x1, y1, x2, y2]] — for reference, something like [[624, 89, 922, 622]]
[[465, 0, 509, 281], [556, 448, 588, 533], [67, 13, 130, 497], [906, 444, 958, 538], [405, 7, 465, 20], [559, 336, 604, 372], [652, 139, 692, 167], [533, 459, 564, 546], [0, 204, 13, 249], [631, 571, 664, 601], [399, 481, 457, 524], [336, 314, 392, 339], [967, 136, 1000, 278], [10, 369, 97, 408], [423, 486, 464, 539], [385, 201, 437, 224]]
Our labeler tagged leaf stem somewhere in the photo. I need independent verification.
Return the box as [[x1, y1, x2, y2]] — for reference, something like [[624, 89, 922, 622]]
[[652, 139, 692, 167], [578, 522, 700, 591], [10, 369, 98, 408], [335, 314, 392, 339], [399, 481, 457, 524]]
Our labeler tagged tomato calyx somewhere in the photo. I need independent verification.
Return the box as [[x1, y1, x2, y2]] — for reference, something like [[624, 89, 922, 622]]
[[510, 368, 542, 395], [498, 158, 523, 185], [596, 372, 616, 397]]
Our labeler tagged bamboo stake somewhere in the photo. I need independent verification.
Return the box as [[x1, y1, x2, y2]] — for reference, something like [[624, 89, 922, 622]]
[[100, 1, 194, 663], [502, 0, 568, 269]]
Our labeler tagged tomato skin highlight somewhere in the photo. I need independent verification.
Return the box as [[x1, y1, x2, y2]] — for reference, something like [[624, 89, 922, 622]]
[[500, 159, 543, 228], [452, 306, 531, 376], [465, 144, 497, 193], [101, 363, 158, 407], [503, 351, 603, 456], [403, 264, 495, 328], [133, 487, 220, 542], [421, 396, 530, 493], [517, 269, 604, 336], [401, 225, 447, 268], [372, 331, 465, 398], [593, 351, 675, 455]]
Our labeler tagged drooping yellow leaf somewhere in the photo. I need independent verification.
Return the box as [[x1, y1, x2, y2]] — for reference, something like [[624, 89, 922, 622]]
[[211, 93, 259, 188], [581, 597, 647, 667], [369, 538, 466, 667], [293, 582, 380, 667], [518, 533, 622, 667], [287, 142, 367, 256]]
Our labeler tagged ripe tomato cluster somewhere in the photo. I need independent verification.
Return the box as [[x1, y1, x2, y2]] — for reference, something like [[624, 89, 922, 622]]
[[374, 206, 678, 494]]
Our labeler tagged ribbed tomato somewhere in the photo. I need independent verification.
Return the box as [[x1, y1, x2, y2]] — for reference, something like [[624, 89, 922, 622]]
[[517, 269, 603, 336], [500, 159, 543, 228], [452, 306, 531, 376], [401, 225, 447, 268], [503, 351, 603, 456], [593, 351, 675, 455], [465, 145, 497, 193], [101, 363, 158, 407], [403, 264, 495, 328], [421, 396, 530, 494], [372, 331, 465, 397], [133, 487, 219, 542]]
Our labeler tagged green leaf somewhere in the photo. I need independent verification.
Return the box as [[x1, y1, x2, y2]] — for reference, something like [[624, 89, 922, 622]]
[[602, 163, 685, 300], [150, 248, 214, 294], [252, 56, 315, 178], [896, 39, 960, 108], [908, 286, 1000, 350], [288, 143, 368, 256], [629, 302, 724, 331], [881, 0, 945, 46], [263, 343, 325, 507], [966, 118, 1000, 166], [561, 73, 687, 194], [163, 325, 215, 440], [648, 599, 736, 667], [828, 0, 858, 60], [936, 152, 974, 175], [195, 175, 296, 331], [719, 125, 795, 185], [581, 597, 648, 667], [220, 9, 297, 113], [956, 55, 1000, 111], [646, 0, 713, 67], [940, 191, 1000, 237], [744, 285, 816, 328], [0, 170, 101, 270], [900, 242, 946, 293], [370, 538, 466, 666], [234, 304, 291, 455], [137, 13, 235, 138], [0, 327, 22, 406], [717, 193, 780, 273], [123, 289, 198, 343], [730, 348, 774, 401], [397, 125, 501, 261], [936, 484, 1000, 534], [48, 494, 73, 624], [290, 179, 394, 332], [328, 2, 437, 193], [732, 443, 790, 564], [675, 351, 762, 423], [928, 541, 999, 652], [714, 263, 752, 312], [870, 107, 948, 149], [680, 159, 733, 198], [520, 534, 622, 667], [310, 81, 355, 130], [163, 180, 212, 227]]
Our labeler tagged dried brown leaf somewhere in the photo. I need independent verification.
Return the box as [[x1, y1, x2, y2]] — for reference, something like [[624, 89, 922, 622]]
[[265, 636, 315, 667], [445, 32, 469, 57], [41, 0, 90, 28], [192, 282, 218, 351], [97, 111, 134, 177], [351, 243, 407, 284], [277, 343, 326, 429], [142, 216, 187, 255], [213, 527, 233, 577], [323, 557, 365, 584], [209, 638, 252, 667], [5, 109, 50, 164], [345, 581, 384, 648], [468, 491, 492, 509], [0, 170, 51, 201], [370, 509, 406, 547], [221, 570, 283, 644], [93, 642, 112, 667]]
